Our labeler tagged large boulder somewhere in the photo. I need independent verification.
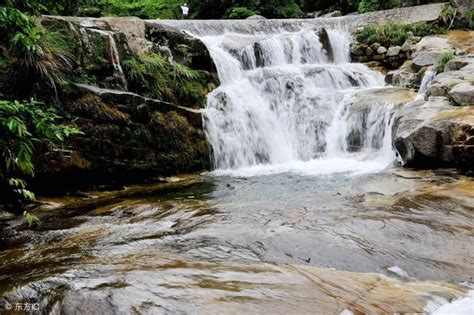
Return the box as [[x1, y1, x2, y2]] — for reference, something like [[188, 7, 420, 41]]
[[449, 82, 474, 106], [344, 87, 416, 151], [349, 87, 416, 113], [411, 36, 453, 71], [145, 22, 217, 74], [393, 96, 474, 169]]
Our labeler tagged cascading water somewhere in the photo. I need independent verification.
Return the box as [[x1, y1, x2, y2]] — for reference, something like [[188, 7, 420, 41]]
[[89, 29, 127, 88], [190, 25, 397, 176], [418, 67, 436, 95]]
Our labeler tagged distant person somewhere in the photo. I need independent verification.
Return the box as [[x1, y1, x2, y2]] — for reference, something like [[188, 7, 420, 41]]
[[181, 3, 189, 20]]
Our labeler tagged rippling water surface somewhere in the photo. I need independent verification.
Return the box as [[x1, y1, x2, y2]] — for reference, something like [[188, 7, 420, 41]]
[[1, 169, 473, 313]]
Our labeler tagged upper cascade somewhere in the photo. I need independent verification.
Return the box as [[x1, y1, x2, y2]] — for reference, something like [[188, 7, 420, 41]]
[[147, 2, 444, 36]]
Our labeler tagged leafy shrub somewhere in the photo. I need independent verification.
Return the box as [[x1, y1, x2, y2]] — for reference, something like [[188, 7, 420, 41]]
[[355, 21, 444, 46], [0, 99, 82, 223], [441, 4, 474, 30], [0, 6, 75, 95], [124, 53, 207, 107], [100, 0, 183, 19], [225, 7, 259, 19], [187, 0, 302, 19]]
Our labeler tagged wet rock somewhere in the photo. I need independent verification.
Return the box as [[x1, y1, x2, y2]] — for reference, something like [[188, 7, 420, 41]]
[[393, 96, 474, 169], [366, 47, 374, 56], [350, 44, 365, 56], [348, 87, 416, 113], [449, 82, 474, 106], [246, 15, 267, 20], [372, 54, 384, 61], [385, 61, 423, 89], [371, 42, 381, 51], [426, 56, 474, 101], [401, 40, 412, 52], [306, 11, 322, 18], [318, 28, 335, 62], [322, 11, 342, 18], [377, 46, 387, 54], [145, 22, 217, 73], [387, 46, 401, 57]]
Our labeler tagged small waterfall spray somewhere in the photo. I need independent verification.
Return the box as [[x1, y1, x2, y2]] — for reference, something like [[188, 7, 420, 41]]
[[419, 67, 436, 95]]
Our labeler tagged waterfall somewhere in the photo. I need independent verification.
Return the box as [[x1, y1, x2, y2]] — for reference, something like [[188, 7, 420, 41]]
[[89, 29, 127, 87], [184, 24, 396, 176], [418, 67, 436, 95]]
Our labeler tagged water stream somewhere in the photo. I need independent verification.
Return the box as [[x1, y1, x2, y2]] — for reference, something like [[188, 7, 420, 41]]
[[0, 20, 473, 314]]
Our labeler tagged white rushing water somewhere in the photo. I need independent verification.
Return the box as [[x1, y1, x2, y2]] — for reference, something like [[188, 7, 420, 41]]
[[418, 67, 436, 95], [186, 24, 396, 176]]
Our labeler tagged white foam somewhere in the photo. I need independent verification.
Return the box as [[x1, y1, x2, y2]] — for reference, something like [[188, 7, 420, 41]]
[[200, 25, 395, 177], [209, 154, 393, 177], [428, 290, 474, 315]]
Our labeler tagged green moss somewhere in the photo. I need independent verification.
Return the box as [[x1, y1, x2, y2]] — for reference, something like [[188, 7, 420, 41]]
[[85, 35, 109, 72], [148, 110, 205, 171]]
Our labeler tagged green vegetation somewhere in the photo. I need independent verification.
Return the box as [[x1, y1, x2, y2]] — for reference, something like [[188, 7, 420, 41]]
[[124, 53, 209, 107], [1, 1, 81, 222], [355, 22, 445, 46], [0, 100, 81, 223], [441, 4, 474, 30], [436, 51, 455, 72], [99, 0, 183, 19]]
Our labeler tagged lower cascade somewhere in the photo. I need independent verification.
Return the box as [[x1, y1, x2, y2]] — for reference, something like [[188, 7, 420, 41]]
[[199, 26, 396, 175]]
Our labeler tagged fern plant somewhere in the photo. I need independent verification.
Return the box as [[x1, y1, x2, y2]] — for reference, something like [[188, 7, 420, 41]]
[[0, 99, 82, 224]]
